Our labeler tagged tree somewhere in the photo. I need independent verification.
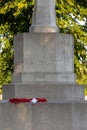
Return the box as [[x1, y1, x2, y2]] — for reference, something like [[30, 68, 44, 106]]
[[0, 0, 34, 93], [0, 0, 87, 94], [56, 0, 87, 94]]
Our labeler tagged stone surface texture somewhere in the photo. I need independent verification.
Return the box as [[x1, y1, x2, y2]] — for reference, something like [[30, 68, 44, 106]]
[[3, 83, 84, 100], [0, 103, 87, 130], [2, 32, 84, 100], [12, 33, 75, 84], [1, 0, 86, 130], [29, 0, 59, 32]]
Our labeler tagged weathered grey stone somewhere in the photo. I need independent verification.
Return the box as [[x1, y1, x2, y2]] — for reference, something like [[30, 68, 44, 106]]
[[3, 32, 84, 101], [0, 102, 87, 130], [29, 0, 59, 32], [3, 83, 84, 100], [12, 33, 75, 84], [0, 103, 32, 130], [12, 72, 76, 83], [1, 0, 86, 130]]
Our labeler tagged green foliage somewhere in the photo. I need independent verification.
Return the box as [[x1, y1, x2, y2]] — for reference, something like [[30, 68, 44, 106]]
[[0, 0, 34, 93], [76, 0, 87, 8], [56, 0, 87, 94], [0, 35, 13, 84], [0, 0, 34, 34], [0, 0, 87, 94]]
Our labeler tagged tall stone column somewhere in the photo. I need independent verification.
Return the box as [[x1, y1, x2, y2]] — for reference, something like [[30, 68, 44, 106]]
[[29, 0, 59, 32]]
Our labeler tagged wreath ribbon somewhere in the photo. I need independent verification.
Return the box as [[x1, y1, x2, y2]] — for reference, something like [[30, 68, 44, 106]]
[[9, 98, 47, 104]]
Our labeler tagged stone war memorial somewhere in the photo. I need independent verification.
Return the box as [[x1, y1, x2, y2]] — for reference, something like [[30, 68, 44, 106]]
[[0, 0, 87, 130]]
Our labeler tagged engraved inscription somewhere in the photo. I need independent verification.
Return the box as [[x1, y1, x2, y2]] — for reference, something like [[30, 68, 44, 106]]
[[33, 73, 45, 79], [62, 42, 71, 62]]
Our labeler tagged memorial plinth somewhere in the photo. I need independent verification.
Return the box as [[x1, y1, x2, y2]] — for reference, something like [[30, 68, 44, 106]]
[[3, 33, 84, 100], [1, 102, 87, 130], [0, 0, 87, 130]]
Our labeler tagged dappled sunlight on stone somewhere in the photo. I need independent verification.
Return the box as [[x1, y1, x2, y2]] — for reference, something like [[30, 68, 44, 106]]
[[0, 94, 2, 100]]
